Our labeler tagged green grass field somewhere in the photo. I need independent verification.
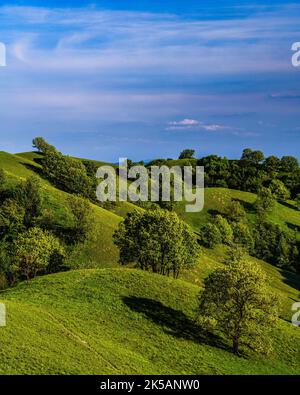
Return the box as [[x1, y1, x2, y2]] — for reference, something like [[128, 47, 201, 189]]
[[0, 151, 300, 374], [0, 268, 299, 375]]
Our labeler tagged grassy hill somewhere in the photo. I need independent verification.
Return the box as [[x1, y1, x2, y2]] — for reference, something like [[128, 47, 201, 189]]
[[0, 150, 300, 375], [176, 187, 300, 239], [0, 151, 122, 267], [0, 268, 299, 375]]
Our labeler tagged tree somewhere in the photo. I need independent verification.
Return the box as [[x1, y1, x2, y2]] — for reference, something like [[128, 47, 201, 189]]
[[198, 260, 279, 355], [231, 221, 254, 252], [0, 199, 25, 240], [15, 176, 42, 228], [241, 148, 264, 164], [33, 137, 94, 198], [269, 179, 290, 201], [224, 244, 247, 265], [68, 195, 94, 243], [12, 227, 65, 280], [32, 137, 56, 154], [199, 223, 222, 248], [280, 156, 299, 173], [225, 200, 246, 223], [254, 187, 275, 215], [263, 156, 280, 173], [253, 221, 298, 270], [179, 149, 195, 160], [214, 215, 233, 245], [113, 209, 200, 278]]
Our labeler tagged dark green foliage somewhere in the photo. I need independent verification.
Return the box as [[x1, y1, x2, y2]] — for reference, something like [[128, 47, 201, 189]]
[[213, 215, 233, 245], [224, 200, 246, 223], [14, 176, 42, 228], [179, 149, 195, 159], [253, 222, 298, 270], [32, 137, 56, 154], [231, 221, 254, 253], [199, 223, 222, 248], [241, 148, 265, 164], [114, 209, 200, 278], [254, 187, 275, 216], [68, 195, 94, 244], [198, 155, 230, 187], [0, 199, 25, 240], [33, 137, 94, 198]]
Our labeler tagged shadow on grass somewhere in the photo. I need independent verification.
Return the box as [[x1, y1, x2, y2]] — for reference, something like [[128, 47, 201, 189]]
[[123, 296, 229, 351], [281, 269, 300, 293], [233, 198, 256, 213], [286, 222, 300, 233]]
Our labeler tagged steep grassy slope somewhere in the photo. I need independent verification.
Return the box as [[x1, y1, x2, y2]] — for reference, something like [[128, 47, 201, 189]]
[[0, 151, 121, 267], [0, 268, 299, 375]]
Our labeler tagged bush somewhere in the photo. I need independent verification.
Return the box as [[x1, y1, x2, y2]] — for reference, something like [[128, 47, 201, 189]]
[[213, 215, 233, 245], [12, 227, 65, 280], [199, 223, 222, 248]]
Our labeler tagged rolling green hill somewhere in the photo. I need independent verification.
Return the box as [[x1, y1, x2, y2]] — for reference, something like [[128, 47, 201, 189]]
[[176, 187, 300, 238], [0, 150, 300, 375], [0, 268, 299, 375], [0, 151, 121, 267]]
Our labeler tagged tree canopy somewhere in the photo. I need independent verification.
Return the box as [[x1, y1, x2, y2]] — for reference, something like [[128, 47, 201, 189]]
[[198, 260, 279, 355], [114, 209, 200, 278]]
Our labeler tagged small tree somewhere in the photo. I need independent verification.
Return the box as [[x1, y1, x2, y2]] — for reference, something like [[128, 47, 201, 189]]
[[241, 148, 264, 164], [225, 200, 246, 223], [199, 223, 222, 248], [0, 199, 25, 240], [68, 195, 94, 243], [13, 227, 65, 280], [269, 179, 290, 201], [231, 221, 254, 252], [15, 176, 42, 228], [32, 137, 56, 154], [198, 261, 279, 355], [114, 209, 200, 278], [224, 244, 247, 265], [254, 187, 275, 215], [214, 215, 233, 245], [179, 149, 195, 160]]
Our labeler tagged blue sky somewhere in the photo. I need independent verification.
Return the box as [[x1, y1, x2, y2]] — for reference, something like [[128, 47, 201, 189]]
[[0, 1, 299, 161]]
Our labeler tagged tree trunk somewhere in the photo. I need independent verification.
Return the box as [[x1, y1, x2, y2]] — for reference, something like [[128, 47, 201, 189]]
[[233, 336, 239, 355]]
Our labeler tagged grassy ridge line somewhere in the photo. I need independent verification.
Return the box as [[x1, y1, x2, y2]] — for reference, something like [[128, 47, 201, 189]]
[[0, 268, 299, 375]]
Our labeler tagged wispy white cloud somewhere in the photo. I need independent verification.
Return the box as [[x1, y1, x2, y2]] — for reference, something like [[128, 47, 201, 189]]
[[167, 119, 232, 133]]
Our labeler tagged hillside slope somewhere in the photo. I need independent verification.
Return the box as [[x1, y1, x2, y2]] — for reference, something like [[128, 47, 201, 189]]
[[176, 187, 300, 238], [0, 268, 299, 375], [0, 151, 121, 267]]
